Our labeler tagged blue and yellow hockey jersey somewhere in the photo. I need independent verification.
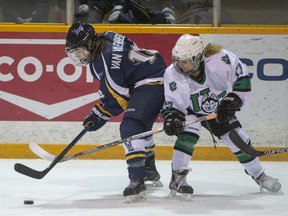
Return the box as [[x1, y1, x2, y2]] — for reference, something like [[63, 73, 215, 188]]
[[89, 31, 166, 116]]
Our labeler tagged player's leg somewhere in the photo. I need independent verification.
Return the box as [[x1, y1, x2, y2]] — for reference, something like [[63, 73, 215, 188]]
[[120, 118, 147, 202], [205, 117, 281, 193], [126, 85, 164, 186], [169, 115, 201, 200], [221, 127, 281, 193], [143, 135, 163, 187], [120, 84, 164, 201]]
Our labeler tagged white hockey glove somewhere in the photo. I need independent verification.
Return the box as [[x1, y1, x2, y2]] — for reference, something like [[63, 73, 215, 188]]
[[162, 7, 175, 24], [75, 4, 89, 18], [16, 17, 33, 23], [108, 5, 124, 23], [78, 4, 89, 13]]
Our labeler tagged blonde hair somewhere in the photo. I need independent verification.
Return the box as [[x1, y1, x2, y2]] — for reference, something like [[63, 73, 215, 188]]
[[204, 43, 223, 58]]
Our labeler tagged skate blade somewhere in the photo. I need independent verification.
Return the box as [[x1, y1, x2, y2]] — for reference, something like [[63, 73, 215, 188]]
[[125, 191, 147, 203], [145, 179, 164, 188], [168, 190, 192, 201]]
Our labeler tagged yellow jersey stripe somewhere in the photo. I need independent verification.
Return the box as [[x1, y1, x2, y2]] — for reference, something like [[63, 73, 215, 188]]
[[105, 79, 128, 110], [126, 153, 146, 160], [95, 103, 111, 116]]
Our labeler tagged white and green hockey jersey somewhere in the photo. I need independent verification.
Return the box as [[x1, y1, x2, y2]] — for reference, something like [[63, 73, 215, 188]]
[[162, 49, 251, 116]]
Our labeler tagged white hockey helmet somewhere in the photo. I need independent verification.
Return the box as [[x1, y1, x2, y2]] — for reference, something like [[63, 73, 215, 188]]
[[172, 34, 204, 76]]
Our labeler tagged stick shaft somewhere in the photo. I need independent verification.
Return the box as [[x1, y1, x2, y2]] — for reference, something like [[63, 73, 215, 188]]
[[31, 114, 217, 162]]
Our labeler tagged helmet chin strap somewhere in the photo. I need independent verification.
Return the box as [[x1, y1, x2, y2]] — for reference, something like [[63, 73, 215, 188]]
[[79, 56, 91, 65], [78, 49, 91, 66], [189, 69, 203, 81], [179, 66, 199, 77], [189, 60, 204, 80]]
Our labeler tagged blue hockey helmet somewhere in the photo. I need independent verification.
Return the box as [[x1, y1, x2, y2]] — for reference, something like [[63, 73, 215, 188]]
[[65, 22, 97, 65]]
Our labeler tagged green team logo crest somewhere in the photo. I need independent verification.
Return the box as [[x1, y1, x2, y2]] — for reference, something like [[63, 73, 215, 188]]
[[169, 81, 177, 92], [221, 54, 231, 64], [235, 63, 243, 77]]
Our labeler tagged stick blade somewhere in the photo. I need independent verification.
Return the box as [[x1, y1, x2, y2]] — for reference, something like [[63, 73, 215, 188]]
[[229, 130, 263, 157], [14, 163, 46, 179], [29, 142, 56, 161]]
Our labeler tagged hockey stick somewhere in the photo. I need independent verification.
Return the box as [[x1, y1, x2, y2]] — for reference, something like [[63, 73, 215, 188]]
[[14, 122, 92, 179], [29, 113, 217, 163], [229, 129, 288, 157]]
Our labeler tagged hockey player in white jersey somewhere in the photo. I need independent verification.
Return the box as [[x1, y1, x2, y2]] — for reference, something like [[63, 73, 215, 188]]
[[161, 34, 281, 200]]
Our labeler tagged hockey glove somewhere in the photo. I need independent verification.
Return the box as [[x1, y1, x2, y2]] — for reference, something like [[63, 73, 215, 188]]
[[162, 7, 176, 24], [83, 103, 111, 131], [108, 5, 124, 23], [216, 92, 243, 123], [163, 112, 185, 136], [75, 4, 89, 18]]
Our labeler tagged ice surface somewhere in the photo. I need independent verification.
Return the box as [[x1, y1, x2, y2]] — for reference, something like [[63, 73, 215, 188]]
[[1, 159, 287, 216]]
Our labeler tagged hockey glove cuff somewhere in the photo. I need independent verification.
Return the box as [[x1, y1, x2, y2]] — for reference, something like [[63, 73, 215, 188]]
[[163, 112, 185, 136], [216, 92, 243, 123], [83, 103, 111, 131]]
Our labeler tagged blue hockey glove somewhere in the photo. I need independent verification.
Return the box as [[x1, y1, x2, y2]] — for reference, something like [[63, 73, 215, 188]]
[[83, 103, 111, 131], [163, 112, 185, 136], [216, 92, 243, 123]]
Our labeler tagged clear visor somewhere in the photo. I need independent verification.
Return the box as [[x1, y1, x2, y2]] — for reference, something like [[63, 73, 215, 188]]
[[173, 58, 194, 75], [172, 53, 202, 76], [65, 47, 91, 66]]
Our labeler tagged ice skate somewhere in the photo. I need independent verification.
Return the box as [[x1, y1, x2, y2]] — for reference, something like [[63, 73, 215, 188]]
[[144, 166, 163, 187], [144, 159, 163, 187], [168, 167, 193, 201], [254, 172, 282, 193], [123, 179, 147, 203]]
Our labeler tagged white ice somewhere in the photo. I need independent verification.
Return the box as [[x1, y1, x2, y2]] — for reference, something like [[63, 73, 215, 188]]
[[1, 159, 287, 216]]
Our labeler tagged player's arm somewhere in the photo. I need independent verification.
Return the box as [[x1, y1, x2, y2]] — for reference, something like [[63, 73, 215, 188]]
[[217, 52, 251, 123], [228, 51, 251, 105], [161, 68, 189, 135]]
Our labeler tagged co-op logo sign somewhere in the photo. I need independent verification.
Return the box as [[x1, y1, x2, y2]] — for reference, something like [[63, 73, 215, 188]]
[[0, 38, 287, 121]]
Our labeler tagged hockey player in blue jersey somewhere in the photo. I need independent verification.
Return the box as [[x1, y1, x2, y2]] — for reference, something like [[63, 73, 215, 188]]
[[161, 34, 281, 200], [65, 22, 166, 202]]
